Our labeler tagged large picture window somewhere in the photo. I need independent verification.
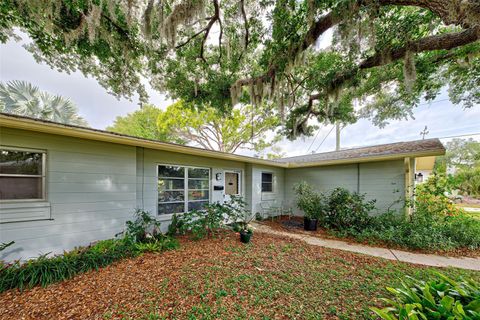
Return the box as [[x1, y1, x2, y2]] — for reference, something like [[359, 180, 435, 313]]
[[158, 165, 210, 215], [0, 147, 46, 200]]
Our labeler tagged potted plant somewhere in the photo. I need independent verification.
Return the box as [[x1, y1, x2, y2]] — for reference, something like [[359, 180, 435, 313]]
[[239, 226, 253, 243], [293, 182, 326, 231], [228, 196, 255, 243]]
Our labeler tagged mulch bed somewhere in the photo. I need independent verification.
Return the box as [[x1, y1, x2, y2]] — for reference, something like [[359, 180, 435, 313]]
[[1, 231, 479, 320], [260, 216, 480, 258]]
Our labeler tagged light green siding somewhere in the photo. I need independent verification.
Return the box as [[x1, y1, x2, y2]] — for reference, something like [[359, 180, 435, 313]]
[[1, 126, 410, 262], [0, 127, 137, 261], [136, 147, 247, 229], [285, 160, 405, 215]]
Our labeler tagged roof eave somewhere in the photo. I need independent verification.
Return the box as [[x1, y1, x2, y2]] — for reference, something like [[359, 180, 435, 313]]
[[286, 149, 446, 168], [0, 114, 288, 168]]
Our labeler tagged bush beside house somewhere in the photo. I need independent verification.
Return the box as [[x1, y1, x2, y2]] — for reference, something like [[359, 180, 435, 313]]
[[293, 181, 480, 251]]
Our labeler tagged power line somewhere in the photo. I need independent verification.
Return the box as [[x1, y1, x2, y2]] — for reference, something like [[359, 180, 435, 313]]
[[305, 97, 467, 153], [314, 125, 335, 152], [436, 132, 480, 139], [306, 128, 321, 153]]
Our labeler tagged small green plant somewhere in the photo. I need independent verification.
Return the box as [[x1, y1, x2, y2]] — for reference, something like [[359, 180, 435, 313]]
[[293, 181, 327, 220], [371, 273, 480, 319], [125, 209, 162, 243], [134, 237, 179, 253], [227, 196, 254, 232]]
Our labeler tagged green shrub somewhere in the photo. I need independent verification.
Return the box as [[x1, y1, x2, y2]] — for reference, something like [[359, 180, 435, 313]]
[[172, 201, 235, 240], [0, 238, 139, 292], [168, 197, 252, 240], [371, 273, 480, 319], [325, 187, 376, 231], [341, 210, 480, 251], [0, 210, 179, 292], [293, 181, 327, 220]]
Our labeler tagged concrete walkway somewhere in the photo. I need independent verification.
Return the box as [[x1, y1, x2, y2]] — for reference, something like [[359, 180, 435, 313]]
[[252, 222, 480, 271]]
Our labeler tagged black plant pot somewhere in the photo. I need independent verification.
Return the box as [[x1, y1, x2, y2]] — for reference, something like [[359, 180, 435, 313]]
[[304, 217, 318, 231], [240, 230, 253, 243]]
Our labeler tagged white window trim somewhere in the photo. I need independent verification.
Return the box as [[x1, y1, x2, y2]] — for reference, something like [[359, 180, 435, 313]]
[[0, 145, 47, 203], [261, 171, 274, 194], [156, 163, 211, 216]]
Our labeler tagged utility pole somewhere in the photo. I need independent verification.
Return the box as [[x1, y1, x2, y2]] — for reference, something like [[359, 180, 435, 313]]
[[335, 123, 341, 151], [420, 126, 429, 139]]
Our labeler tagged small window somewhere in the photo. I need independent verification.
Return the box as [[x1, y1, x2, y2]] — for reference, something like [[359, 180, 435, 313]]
[[0, 148, 46, 200], [261, 172, 273, 193]]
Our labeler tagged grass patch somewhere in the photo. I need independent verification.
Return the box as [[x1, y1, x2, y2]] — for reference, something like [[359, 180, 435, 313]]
[[1, 232, 478, 319]]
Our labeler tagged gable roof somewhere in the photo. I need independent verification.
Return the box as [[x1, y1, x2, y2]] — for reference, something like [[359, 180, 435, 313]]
[[0, 113, 445, 168]]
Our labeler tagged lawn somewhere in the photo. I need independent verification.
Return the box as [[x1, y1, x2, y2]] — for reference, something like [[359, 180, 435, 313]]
[[456, 203, 480, 220], [1, 232, 478, 320]]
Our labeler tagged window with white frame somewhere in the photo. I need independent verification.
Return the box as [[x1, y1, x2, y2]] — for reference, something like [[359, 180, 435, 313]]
[[0, 147, 46, 200], [158, 165, 210, 215], [261, 172, 273, 192]]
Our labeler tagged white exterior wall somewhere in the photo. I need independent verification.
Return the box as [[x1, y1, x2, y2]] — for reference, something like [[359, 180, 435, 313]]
[[0, 127, 137, 261]]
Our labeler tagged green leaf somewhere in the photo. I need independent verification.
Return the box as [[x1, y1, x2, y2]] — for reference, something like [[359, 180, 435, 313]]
[[370, 307, 397, 320], [440, 296, 455, 312], [465, 300, 480, 312]]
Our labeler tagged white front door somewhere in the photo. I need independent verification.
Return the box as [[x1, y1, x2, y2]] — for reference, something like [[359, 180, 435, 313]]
[[224, 171, 241, 202]]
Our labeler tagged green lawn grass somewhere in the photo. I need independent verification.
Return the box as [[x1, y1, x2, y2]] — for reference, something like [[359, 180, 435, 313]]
[[2, 232, 479, 320]]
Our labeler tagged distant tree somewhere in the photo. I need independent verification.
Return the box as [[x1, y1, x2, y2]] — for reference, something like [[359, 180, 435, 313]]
[[256, 145, 286, 160], [157, 101, 280, 153], [444, 138, 480, 170], [0, 80, 87, 126], [107, 105, 183, 143]]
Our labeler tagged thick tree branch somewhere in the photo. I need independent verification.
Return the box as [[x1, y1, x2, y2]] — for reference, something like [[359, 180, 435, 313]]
[[240, 0, 249, 50], [200, 0, 221, 63], [233, 0, 479, 90], [309, 27, 480, 104], [174, 0, 222, 63]]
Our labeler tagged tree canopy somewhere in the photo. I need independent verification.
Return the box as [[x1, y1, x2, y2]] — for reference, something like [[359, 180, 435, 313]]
[[1, 0, 479, 137], [107, 102, 280, 153], [0, 80, 88, 126], [157, 101, 279, 153], [107, 104, 183, 142]]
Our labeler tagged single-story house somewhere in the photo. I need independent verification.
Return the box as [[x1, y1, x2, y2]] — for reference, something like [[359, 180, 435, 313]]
[[0, 113, 445, 261]]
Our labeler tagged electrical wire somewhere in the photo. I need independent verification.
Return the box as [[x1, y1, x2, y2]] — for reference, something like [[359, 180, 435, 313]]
[[314, 125, 336, 152]]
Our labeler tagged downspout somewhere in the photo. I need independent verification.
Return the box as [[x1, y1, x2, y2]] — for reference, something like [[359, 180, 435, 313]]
[[357, 163, 360, 193]]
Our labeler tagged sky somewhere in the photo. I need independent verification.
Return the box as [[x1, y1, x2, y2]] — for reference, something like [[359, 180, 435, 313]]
[[1, 31, 479, 157]]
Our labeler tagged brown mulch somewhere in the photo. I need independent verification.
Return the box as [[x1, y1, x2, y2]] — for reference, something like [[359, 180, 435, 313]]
[[260, 216, 480, 258], [1, 231, 478, 320]]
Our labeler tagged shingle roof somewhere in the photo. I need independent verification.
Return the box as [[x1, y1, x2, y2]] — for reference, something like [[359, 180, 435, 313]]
[[275, 139, 445, 165], [0, 112, 445, 167]]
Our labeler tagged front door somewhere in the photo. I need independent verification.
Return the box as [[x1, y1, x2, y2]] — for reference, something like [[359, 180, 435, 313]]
[[224, 171, 240, 202]]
